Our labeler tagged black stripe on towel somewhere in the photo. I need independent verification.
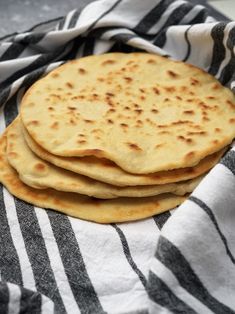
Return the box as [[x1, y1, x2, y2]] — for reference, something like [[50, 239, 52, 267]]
[[153, 2, 193, 48], [153, 211, 171, 230], [148, 271, 197, 314], [3, 91, 19, 126], [0, 186, 23, 285], [82, 37, 96, 56], [0, 87, 11, 108], [14, 200, 66, 314], [218, 26, 235, 85], [183, 25, 193, 62], [0, 43, 26, 62], [20, 286, 42, 314], [68, 10, 81, 29], [189, 195, 235, 264], [208, 22, 227, 76], [111, 224, 147, 288], [220, 150, 235, 175], [134, 0, 175, 34], [156, 235, 235, 314], [47, 210, 105, 314], [0, 47, 65, 89], [0, 283, 9, 314], [188, 7, 208, 25]]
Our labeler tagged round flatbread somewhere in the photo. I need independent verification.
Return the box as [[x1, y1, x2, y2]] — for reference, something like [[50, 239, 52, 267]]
[[7, 117, 201, 199], [0, 132, 187, 223], [22, 119, 225, 187], [20, 53, 235, 174]]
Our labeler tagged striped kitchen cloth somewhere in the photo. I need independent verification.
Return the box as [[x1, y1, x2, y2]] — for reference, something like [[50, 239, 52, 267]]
[[0, 0, 235, 313]]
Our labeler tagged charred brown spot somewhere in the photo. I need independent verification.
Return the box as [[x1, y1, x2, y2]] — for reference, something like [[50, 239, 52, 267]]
[[50, 93, 61, 99], [124, 77, 132, 82], [134, 103, 140, 109], [97, 77, 104, 82], [215, 128, 221, 133], [106, 92, 115, 97], [78, 133, 85, 137], [172, 120, 191, 126], [107, 119, 113, 124], [34, 163, 46, 171], [164, 98, 170, 102], [183, 110, 194, 115], [48, 107, 54, 111], [69, 118, 76, 125], [158, 130, 170, 135], [28, 120, 39, 126], [120, 123, 128, 128], [124, 106, 130, 111], [164, 86, 175, 93], [107, 108, 116, 113], [66, 82, 74, 89], [77, 140, 86, 144], [135, 109, 143, 114], [199, 102, 210, 110], [207, 96, 215, 100], [203, 116, 210, 121], [147, 59, 156, 64], [185, 151, 195, 160], [84, 119, 94, 123], [181, 86, 188, 92], [8, 151, 19, 159], [50, 122, 59, 129], [187, 131, 207, 136], [139, 88, 145, 93], [186, 98, 193, 103], [178, 135, 185, 140], [190, 78, 199, 85], [140, 96, 145, 100], [102, 59, 116, 65], [155, 143, 164, 148], [157, 124, 168, 128], [51, 73, 59, 78], [167, 70, 179, 78], [68, 106, 77, 110], [176, 96, 182, 100], [212, 83, 220, 90], [227, 100, 235, 109], [136, 119, 143, 125], [212, 139, 219, 144], [153, 87, 160, 95], [126, 142, 142, 151], [151, 109, 158, 113], [229, 118, 235, 123], [78, 68, 86, 74]]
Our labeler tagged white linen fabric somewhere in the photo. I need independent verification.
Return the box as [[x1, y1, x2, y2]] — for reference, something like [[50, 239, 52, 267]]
[[0, 0, 235, 313]]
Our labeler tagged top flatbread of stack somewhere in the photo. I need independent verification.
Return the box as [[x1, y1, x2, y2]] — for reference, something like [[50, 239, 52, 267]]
[[20, 53, 235, 174]]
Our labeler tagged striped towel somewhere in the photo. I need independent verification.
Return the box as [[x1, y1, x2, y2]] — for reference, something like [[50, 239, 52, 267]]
[[0, 0, 235, 313]]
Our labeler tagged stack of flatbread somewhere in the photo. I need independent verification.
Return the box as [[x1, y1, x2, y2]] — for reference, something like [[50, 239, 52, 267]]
[[1, 53, 235, 223]]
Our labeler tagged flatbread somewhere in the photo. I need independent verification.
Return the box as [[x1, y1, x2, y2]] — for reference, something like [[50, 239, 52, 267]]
[[20, 53, 235, 174], [0, 132, 187, 223], [22, 117, 225, 187], [7, 117, 201, 199]]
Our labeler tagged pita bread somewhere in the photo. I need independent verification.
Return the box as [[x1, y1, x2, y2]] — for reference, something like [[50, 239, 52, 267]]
[[7, 117, 202, 198], [22, 117, 225, 187], [0, 132, 187, 223], [20, 53, 235, 173]]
